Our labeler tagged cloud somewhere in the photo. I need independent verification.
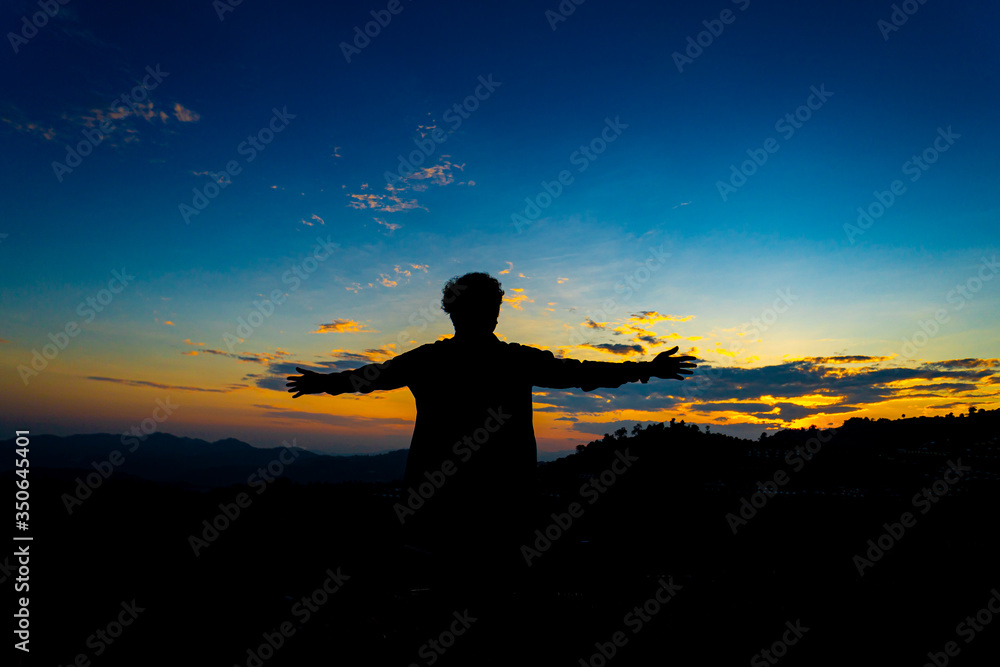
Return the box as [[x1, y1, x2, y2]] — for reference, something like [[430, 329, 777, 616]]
[[173, 103, 201, 122], [931, 358, 1000, 369], [375, 217, 401, 233], [580, 342, 645, 356], [801, 355, 894, 364], [504, 288, 533, 310], [347, 184, 426, 213], [87, 376, 234, 393], [628, 311, 695, 325], [584, 319, 606, 329], [403, 160, 464, 186], [0, 117, 56, 140], [181, 347, 291, 364], [527, 357, 1000, 426], [311, 319, 377, 334]]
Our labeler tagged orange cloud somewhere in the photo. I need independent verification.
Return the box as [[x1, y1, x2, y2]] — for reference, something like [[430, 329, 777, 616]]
[[311, 319, 377, 334], [173, 103, 201, 122], [347, 184, 425, 212], [504, 289, 533, 310], [628, 311, 695, 325]]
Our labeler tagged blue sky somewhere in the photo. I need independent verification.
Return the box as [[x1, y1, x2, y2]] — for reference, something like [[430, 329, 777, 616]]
[[2, 0, 998, 452]]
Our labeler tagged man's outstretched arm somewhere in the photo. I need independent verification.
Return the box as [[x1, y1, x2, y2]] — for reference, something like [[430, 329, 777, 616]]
[[286, 358, 408, 398], [530, 346, 697, 391]]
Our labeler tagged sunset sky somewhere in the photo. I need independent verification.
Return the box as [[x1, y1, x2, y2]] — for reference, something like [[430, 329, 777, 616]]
[[2, 0, 998, 454]]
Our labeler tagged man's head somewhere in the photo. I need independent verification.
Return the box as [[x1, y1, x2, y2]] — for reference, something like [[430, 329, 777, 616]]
[[441, 272, 504, 334]]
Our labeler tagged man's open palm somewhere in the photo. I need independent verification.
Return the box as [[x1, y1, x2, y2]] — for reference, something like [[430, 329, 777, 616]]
[[651, 347, 698, 380], [286, 367, 326, 398]]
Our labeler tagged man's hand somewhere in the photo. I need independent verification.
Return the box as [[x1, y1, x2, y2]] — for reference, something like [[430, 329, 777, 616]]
[[286, 367, 328, 398], [649, 347, 698, 380]]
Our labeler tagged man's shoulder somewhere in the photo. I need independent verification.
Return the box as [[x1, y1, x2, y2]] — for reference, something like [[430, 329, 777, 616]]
[[505, 341, 555, 358]]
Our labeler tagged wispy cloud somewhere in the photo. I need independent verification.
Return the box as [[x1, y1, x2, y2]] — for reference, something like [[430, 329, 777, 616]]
[[181, 346, 291, 364], [300, 214, 325, 227], [347, 183, 426, 213], [374, 217, 401, 234], [629, 311, 695, 326], [87, 376, 235, 393]]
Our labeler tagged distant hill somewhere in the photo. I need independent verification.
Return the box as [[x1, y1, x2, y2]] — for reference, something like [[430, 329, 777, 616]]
[[4, 408, 996, 491], [0, 432, 408, 489]]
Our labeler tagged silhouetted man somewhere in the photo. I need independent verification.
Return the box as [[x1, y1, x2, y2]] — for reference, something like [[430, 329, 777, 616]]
[[286, 272, 696, 589]]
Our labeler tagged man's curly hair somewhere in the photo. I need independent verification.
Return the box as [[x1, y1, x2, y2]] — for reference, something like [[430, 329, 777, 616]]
[[441, 272, 504, 319]]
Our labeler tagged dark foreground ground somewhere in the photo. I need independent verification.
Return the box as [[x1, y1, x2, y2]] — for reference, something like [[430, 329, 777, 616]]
[[6, 410, 999, 666]]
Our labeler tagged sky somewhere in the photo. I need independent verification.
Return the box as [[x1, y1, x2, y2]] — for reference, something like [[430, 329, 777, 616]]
[[1, 0, 998, 454]]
